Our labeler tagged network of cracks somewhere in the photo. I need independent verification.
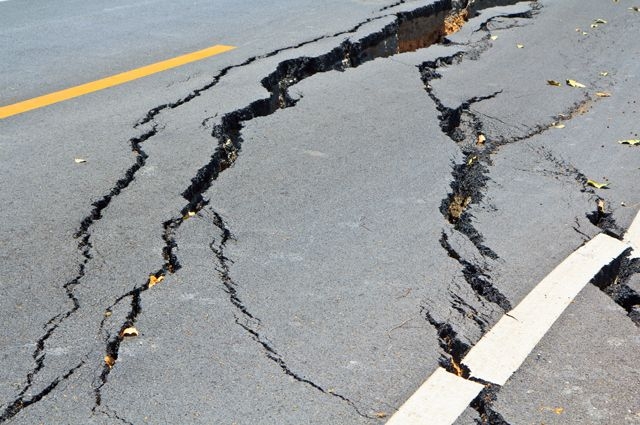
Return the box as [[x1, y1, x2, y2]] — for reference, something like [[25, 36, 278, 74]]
[[2, 0, 638, 424]]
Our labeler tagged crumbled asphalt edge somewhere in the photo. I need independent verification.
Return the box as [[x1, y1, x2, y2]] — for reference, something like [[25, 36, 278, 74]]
[[422, 307, 473, 378], [92, 0, 460, 418], [418, 5, 539, 262], [440, 232, 512, 310], [0, 4, 455, 419], [91, 0, 547, 419], [470, 384, 512, 425], [208, 210, 373, 419], [414, 3, 634, 420], [590, 251, 640, 326]]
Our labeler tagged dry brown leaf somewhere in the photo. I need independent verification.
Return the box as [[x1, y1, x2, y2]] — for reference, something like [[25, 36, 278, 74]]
[[374, 412, 388, 419], [566, 79, 586, 88], [74, 158, 87, 163], [490, 35, 498, 40], [477, 134, 486, 145], [597, 199, 606, 214], [516, 43, 524, 48], [595, 91, 611, 97], [593, 18, 608, 24], [120, 327, 139, 338], [547, 80, 561, 86], [104, 311, 112, 317], [554, 407, 565, 414], [148, 274, 165, 288], [630, 7, 640, 12], [552, 123, 565, 129], [467, 156, 477, 166], [618, 139, 640, 145], [599, 71, 609, 76], [587, 179, 609, 189], [104, 355, 116, 368]]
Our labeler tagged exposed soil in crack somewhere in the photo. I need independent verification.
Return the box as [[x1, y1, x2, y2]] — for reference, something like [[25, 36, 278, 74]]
[[2, 0, 555, 421], [423, 307, 472, 378], [207, 209, 373, 419], [91, 0, 460, 416]]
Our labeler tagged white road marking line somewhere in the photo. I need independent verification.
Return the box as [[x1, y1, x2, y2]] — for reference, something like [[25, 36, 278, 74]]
[[387, 231, 632, 425], [385, 368, 484, 425], [623, 210, 640, 258], [461, 233, 628, 385]]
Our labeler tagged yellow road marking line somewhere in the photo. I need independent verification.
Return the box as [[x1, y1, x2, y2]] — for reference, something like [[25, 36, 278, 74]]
[[0, 44, 236, 119]]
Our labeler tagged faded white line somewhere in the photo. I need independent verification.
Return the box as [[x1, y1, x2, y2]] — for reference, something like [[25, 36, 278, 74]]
[[461, 233, 629, 385], [385, 368, 484, 425]]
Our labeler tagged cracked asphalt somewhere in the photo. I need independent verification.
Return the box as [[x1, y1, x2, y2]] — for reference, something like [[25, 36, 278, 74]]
[[1, 0, 639, 423]]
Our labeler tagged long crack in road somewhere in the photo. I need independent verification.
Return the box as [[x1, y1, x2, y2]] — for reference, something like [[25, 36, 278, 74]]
[[2, 0, 639, 423]]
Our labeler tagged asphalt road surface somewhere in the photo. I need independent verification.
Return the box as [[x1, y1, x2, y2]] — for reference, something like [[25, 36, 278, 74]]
[[1, 0, 639, 424]]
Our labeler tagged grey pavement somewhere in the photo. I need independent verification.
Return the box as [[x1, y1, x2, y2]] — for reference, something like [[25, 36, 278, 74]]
[[1, 0, 639, 424]]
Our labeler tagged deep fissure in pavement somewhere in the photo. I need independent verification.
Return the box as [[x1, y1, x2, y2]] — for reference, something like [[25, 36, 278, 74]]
[[423, 307, 472, 377], [93, 0, 544, 419], [590, 252, 640, 326], [7, 0, 620, 422], [92, 0, 463, 416]]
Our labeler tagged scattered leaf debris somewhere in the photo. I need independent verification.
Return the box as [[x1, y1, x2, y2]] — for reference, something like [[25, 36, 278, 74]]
[[467, 156, 477, 166], [374, 412, 388, 419], [477, 134, 486, 145], [593, 18, 608, 24], [183, 211, 197, 220], [120, 327, 139, 338], [599, 71, 609, 76], [74, 158, 87, 163], [490, 35, 498, 40], [630, 6, 640, 12], [547, 80, 561, 86], [552, 123, 565, 129], [104, 311, 112, 317], [148, 274, 165, 288], [566, 79, 586, 88], [587, 179, 609, 189], [516, 43, 524, 48], [618, 139, 640, 145], [595, 91, 611, 97], [104, 355, 116, 368], [554, 407, 565, 415]]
